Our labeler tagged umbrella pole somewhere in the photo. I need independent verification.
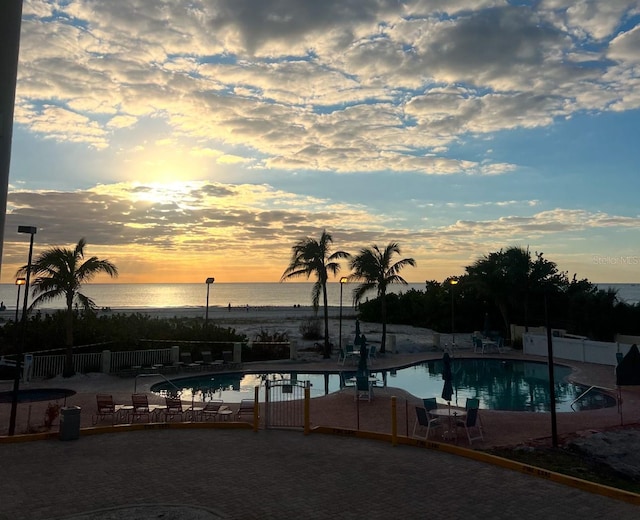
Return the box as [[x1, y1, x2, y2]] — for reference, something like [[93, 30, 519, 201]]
[[618, 386, 623, 426]]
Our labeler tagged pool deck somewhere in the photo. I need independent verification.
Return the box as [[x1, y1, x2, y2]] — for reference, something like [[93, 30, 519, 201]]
[[1, 347, 639, 447], [2, 346, 640, 519]]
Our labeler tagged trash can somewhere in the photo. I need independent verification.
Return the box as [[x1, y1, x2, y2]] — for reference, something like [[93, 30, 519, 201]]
[[59, 406, 81, 441]]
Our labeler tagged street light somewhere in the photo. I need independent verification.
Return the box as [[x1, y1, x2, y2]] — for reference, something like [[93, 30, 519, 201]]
[[450, 278, 459, 349], [339, 277, 348, 352], [9, 225, 37, 436], [14, 277, 25, 323], [205, 277, 215, 326]]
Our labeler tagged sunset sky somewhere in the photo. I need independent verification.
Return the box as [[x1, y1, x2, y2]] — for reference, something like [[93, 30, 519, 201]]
[[3, 0, 640, 284]]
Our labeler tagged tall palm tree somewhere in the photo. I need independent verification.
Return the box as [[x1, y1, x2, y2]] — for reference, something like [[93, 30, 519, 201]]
[[17, 238, 118, 377], [281, 230, 350, 359], [349, 242, 416, 354]]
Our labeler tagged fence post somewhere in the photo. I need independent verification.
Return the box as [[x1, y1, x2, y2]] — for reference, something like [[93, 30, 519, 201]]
[[233, 342, 242, 365], [304, 385, 310, 435], [289, 339, 297, 360], [171, 345, 180, 364], [253, 385, 259, 432], [101, 350, 111, 374], [391, 396, 397, 446]]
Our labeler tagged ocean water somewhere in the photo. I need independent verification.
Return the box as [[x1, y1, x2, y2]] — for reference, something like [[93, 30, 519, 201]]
[[0, 282, 636, 312], [0, 282, 427, 311]]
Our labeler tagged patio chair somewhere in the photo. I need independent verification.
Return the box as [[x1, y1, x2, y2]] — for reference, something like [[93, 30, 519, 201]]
[[413, 406, 442, 439], [163, 396, 185, 421], [473, 336, 484, 353], [465, 397, 484, 432], [93, 394, 124, 425], [456, 406, 484, 445], [368, 345, 377, 363], [236, 399, 255, 420]]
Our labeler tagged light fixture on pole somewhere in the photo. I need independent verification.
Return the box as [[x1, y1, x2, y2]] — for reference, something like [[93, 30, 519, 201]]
[[450, 278, 459, 349], [205, 277, 215, 326], [339, 277, 348, 352], [14, 277, 25, 323], [8, 225, 37, 436]]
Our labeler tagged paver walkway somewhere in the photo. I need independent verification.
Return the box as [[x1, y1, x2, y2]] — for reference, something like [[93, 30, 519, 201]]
[[0, 429, 638, 519]]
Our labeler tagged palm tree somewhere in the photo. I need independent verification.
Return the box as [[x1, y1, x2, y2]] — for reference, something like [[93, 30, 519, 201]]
[[17, 238, 118, 377], [349, 242, 416, 354], [281, 230, 350, 359]]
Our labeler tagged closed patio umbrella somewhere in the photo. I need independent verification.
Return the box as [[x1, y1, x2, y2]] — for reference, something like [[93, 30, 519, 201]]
[[441, 352, 453, 403], [616, 343, 640, 425]]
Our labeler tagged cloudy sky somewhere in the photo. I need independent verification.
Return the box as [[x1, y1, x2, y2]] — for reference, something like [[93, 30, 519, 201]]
[[3, 0, 640, 283]]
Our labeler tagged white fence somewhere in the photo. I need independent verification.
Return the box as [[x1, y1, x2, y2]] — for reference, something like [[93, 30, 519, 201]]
[[30, 352, 103, 378], [30, 348, 176, 379], [523, 333, 634, 365]]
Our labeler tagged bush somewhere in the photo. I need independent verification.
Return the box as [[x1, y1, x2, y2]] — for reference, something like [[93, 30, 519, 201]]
[[299, 317, 322, 340]]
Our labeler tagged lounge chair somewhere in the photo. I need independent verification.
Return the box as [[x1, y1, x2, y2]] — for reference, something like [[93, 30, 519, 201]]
[[201, 351, 223, 371], [93, 394, 124, 425], [413, 406, 442, 439], [236, 399, 255, 420], [180, 352, 200, 371], [163, 397, 185, 421], [201, 399, 225, 421], [130, 393, 154, 423]]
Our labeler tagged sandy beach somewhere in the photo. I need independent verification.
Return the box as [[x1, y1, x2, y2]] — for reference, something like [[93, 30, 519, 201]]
[[2, 305, 639, 452]]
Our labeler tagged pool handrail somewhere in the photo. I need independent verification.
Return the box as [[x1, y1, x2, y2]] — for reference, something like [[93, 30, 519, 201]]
[[569, 385, 613, 411], [134, 372, 182, 395]]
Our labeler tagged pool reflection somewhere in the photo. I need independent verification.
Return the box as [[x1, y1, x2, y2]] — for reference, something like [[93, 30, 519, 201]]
[[150, 359, 616, 412]]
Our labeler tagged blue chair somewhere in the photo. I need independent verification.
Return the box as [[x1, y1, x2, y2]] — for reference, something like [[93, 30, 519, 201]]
[[456, 407, 484, 445], [413, 406, 441, 439]]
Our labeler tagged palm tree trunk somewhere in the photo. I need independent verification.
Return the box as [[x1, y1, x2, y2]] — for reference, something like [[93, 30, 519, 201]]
[[380, 293, 387, 353], [322, 284, 330, 359], [63, 298, 75, 377]]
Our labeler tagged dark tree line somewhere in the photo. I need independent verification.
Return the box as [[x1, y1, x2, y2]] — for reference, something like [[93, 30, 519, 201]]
[[357, 246, 640, 344]]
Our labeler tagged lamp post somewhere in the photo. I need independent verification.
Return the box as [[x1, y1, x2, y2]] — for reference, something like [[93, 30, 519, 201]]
[[8, 225, 37, 436], [14, 277, 25, 323], [450, 278, 458, 349], [205, 277, 214, 326], [339, 277, 348, 352]]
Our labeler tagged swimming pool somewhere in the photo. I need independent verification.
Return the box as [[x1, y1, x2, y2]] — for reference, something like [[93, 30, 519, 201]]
[[150, 358, 616, 412]]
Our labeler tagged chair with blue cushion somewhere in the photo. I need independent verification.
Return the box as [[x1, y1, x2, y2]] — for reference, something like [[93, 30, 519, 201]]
[[456, 406, 484, 445], [413, 406, 442, 439]]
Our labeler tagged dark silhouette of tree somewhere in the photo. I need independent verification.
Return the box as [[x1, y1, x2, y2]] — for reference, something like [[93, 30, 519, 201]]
[[465, 246, 565, 338], [17, 238, 118, 377], [349, 242, 415, 353], [281, 230, 350, 359]]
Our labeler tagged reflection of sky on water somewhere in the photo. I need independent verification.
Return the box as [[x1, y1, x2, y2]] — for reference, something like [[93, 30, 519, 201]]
[[151, 360, 616, 412]]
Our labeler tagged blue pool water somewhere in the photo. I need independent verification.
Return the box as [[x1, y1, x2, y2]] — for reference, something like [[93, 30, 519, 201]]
[[150, 359, 616, 412]]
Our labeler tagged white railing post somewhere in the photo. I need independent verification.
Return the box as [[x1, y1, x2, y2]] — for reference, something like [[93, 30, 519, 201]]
[[101, 350, 111, 374], [171, 345, 180, 364], [233, 342, 242, 364]]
